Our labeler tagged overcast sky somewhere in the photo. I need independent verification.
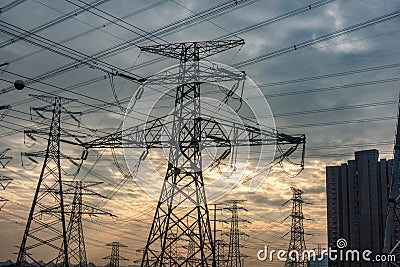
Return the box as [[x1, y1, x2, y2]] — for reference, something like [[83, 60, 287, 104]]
[[1, 0, 400, 266]]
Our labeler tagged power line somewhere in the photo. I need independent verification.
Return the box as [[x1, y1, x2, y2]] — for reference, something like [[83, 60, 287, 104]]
[[1, 0, 257, 97], [65, 0, 167, 44], [274, 100, 397, 117], [217, 0, 337, 40], [234, 9, 400, 68], [0, 0, 27, 14], [0, 0, 344, 116], [9, 0, 170, 64], [0, 0, 112, 49], [265, 76, 400, 98], [278, 115, 396, 130], [259, 62, 400, 88], [0, 19, 145, 83]]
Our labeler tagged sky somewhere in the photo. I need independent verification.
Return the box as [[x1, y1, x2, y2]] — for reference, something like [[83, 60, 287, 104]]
[[1, 0, 400, 266]]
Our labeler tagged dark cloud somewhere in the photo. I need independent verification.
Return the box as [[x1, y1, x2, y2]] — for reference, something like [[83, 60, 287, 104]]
[[1, 0, 399, 265]]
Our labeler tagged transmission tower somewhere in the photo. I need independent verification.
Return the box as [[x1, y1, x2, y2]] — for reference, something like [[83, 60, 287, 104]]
[[0, 104, 11, 121], [103, 242, 128, 267], [210, 204, 226, 267], [383, 98, 400, 267], [17, 95, 84, 267], [0, 148, 12, 168], [0, 175, 12, 190], [79, 40, 306, 267], [139, 40, 247, 267], [0, 175, 12, 211], [224, 200, 249, 267], [215, 238, 228, 267], [186, 233, 197, 267], [47, 181, 113, 267], [0, 196, 7, 210], [284, 187, 307, 267]]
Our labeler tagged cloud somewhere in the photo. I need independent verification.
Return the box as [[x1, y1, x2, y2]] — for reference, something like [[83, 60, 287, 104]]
[[1, 0, 400, 266]]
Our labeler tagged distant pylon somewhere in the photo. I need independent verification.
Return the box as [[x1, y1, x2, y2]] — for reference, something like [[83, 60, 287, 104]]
[[186, 233, 197, 267], [53, 181, 113, 267], [284, 187, 307, 267], [103, 242, 128, 267], [215, 238, 228, 267], [0, 175, 13, 190], [0, 104, 11, 121], [0, 175, 12, 211], [210, 204, 225, 267], [224, 200, 249, 267], [17, 95, 83, 266], [0, 148, 12, 168], [0, 196, 8, 211]]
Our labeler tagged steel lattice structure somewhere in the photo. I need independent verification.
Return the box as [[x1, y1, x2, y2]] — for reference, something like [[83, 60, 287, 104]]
[[0, 104, 11, 121], [284, 187, 307, 267], [79, 39, 306, 267], [0, 148, 12, 168], [17, 95, 81, 267], [215, 239, 227, 267], [186, 233, 197, 267], [0, 175, 12, 211], [0, 196, 8, 211], [46, 181, 112, 267], [224, 200, 249, 267], [138, 40, 237, 267], [103, 242, 128, 267], [0, 175, 13, 190], [382, 99, 400, 267], [61, 182, 87, 267]]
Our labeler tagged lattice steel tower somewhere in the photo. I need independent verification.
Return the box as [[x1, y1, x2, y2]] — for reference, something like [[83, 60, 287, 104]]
[[0, 175, 12, 211], [17, 95, 81, 266], [139, 40, 244, 267], [225, 200, 248, 267], [382, 98, 400, 267], [0, 148, 12, 168], [78, 40, 306, 267], [104, 242, 128, 267], [284, 187, 307, 267], [55, 181, 112, 267]]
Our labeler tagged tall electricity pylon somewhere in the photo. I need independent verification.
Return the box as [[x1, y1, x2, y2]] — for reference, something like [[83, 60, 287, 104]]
[[186, 233, 197, 267], [284, 187, 307, 267], [224, 200, 249, 267], [104, 242, 128, 267], [139, 40, 246, 267], [0, 175, 12, 190], [382, 99, 400, 267], [0, 148, 12, 168], [0, 104, 11, 121], [210, 204, 225, 267], [17, 95, 83, 266], [80, 39, 306, 267], [0, 196, 7, 211], [0, 175, 12, 211], [215, 239, 228, 267], [50, 181, 113, 267]]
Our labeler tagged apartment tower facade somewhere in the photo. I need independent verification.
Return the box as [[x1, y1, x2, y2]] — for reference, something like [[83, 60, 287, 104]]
[[326, 149, 396, 267]]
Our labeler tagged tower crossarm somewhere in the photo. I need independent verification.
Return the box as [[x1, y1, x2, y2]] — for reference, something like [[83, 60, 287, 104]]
[[138, 40, 244, 61], [80, 117, 305, 168], [81, 117, 305, 149], [144, 62, 246, 85], [0, 175, 13, 190]]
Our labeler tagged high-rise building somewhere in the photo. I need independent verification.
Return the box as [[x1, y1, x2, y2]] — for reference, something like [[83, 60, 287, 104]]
[[326, 149, 394, 267]]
